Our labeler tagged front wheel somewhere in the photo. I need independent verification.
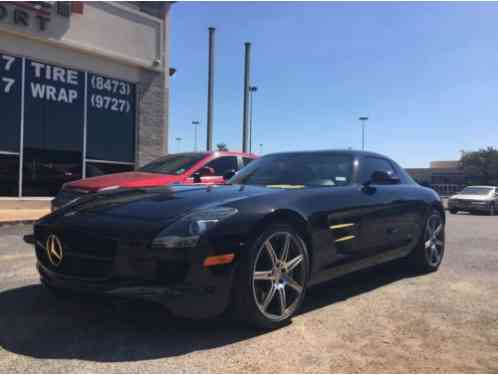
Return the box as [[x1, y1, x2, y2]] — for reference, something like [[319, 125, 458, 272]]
[[449, 209, 457, 214], [232, 223, 309, 329], [408, 210, 445, 273], [490, 203, 495, 216]]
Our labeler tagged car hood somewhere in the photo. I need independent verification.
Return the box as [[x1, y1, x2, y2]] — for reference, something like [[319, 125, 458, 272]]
[[54, 184, 276, 224], [65, 171, 183, 192], [451, 194, 491, 200]]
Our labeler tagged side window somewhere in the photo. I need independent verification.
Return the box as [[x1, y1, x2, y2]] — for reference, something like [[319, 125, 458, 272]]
[[359, 157, 398, 184], [242, 157, 254, 167], [205, 156, 238, 176]]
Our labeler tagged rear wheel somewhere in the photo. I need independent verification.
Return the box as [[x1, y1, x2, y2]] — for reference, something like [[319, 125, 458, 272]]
[[408, 210, 445, 273], [232, 223, 309, 329], [449, 209, 457, 214]]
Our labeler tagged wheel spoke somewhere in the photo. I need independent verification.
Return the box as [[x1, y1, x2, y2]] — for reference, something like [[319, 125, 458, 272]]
[[425, 239, 432, 249], [277, 286, 287, 314], [285, 276, 303, 293], [435, 239, 443, 247], [254, 270, 273, 281], [261, 283, 276, 311], [265, 240, 278, 267], [434, 224, 443, 236], [286, 255, 303, 273], [281, 233, 291, 263]]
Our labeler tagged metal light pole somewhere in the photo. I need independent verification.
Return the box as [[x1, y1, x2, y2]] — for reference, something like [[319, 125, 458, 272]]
[[248, 86, 258, 153], [192, 121, 200, 151], [358, 116, 368, 150], [242, 42, 251, 153], [176, 137, 182, 152], [206, 27, 215, 151]]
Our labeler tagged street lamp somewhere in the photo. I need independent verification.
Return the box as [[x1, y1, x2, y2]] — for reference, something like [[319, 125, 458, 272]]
[[249, 86, 258, 153], [192, 121, 200, 151], [175, 137, 182, 152], [358, 116, 368, 151]]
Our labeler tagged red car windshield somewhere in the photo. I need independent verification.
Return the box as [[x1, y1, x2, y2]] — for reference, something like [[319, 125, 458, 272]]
[[138, 153, 207, 175]]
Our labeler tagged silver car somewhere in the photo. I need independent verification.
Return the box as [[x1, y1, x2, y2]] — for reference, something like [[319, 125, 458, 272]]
[[448, 186, 498, 215]]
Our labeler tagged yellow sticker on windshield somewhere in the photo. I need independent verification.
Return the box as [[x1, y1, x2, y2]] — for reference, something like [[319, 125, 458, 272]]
[[266, 185, 305, 189]]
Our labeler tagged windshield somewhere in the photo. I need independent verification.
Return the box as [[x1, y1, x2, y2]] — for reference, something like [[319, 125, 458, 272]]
[[460, 187, 493, 195], [229, 153, 353, 188], [138, 154, 206, 175]]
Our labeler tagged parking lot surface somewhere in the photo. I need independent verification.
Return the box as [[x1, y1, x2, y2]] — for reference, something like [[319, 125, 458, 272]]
[[0, 213, 497, 373]]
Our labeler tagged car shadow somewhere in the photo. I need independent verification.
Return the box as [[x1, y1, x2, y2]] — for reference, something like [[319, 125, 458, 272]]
[[0, 262, 417, 362]]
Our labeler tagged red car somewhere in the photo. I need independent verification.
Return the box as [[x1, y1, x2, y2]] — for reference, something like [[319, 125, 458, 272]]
[[52, 151, 257, 210]]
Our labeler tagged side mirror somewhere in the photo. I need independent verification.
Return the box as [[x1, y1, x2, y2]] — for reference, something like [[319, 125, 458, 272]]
[[223, 169, 237, 181], [369, 170, 400, 185]]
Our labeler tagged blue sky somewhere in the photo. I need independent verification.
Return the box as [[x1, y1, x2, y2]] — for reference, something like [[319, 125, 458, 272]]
[[169, 2, 498, 168]]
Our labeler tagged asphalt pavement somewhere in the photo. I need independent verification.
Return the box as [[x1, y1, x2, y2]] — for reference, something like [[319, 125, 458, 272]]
[[0, 213, 497, 372]]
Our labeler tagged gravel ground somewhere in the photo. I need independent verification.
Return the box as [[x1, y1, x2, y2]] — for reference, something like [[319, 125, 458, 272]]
[[0, 213, 497, 373]]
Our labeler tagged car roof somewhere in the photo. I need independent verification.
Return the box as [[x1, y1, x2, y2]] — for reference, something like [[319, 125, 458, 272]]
[[262, 149, 392, 159]]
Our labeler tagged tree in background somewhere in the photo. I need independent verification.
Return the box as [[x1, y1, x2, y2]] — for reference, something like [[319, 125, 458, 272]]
[[216, 143, 228, 151], [459, 147, 498, 185]]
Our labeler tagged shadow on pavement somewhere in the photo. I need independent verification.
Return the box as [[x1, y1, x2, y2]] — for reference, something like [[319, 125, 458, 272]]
[[0, 262, 417, 362]]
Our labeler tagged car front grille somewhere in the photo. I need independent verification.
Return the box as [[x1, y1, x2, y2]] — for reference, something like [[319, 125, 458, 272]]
[[35, 227, 116, 280]]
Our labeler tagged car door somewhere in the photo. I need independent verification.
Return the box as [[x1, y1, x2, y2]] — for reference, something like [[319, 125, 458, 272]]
[[355, 156, 407, 257]]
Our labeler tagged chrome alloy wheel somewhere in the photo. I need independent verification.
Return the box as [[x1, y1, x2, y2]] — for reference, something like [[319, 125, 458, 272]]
[[252, 231, 307, 321], [424, 213, 444, 267]]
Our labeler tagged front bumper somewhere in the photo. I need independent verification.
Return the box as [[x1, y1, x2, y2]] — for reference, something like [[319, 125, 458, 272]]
[[32, 230, 238, 319], [448, 200, 492, 212]]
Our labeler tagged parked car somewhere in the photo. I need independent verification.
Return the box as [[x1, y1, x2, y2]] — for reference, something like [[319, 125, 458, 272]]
[[51, 151, 257, 211], [447, 186, 497, 215], [27, 150, 445, 329]]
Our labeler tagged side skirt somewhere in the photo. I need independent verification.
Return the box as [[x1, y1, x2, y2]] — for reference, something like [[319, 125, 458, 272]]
[[308, 246, 412, 287]]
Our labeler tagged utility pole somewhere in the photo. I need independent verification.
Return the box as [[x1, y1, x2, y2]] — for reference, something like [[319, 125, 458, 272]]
[[206, 27, 215, 151], [242, 42, 251, 153], [192, 120, 200, 151], [358, 116, 368, 151], [249, 86, 258, 153]]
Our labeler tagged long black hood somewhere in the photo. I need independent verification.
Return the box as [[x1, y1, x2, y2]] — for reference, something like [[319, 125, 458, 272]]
[[54, 184, 277, 224]]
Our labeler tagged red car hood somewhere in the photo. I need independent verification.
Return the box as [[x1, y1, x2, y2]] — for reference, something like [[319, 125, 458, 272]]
[[65, 172, 183, 192]]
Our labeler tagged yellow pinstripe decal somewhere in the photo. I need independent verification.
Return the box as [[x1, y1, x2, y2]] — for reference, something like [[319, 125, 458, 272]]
[[329, 223, 355, 230], [335, 235, 355, 243]]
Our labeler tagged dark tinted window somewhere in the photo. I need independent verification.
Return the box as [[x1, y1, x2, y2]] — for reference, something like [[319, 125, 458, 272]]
[[243, 157, 254, 166], [139, 154, 206, 175], [230, 153, 353, 187], [85, 162, 134, 178], [0, 53, 22, 152], [86, 74, 136, 162], [359, 157, 398, 184], [0, 155, 19, 196], [205, 156, 239, 175]]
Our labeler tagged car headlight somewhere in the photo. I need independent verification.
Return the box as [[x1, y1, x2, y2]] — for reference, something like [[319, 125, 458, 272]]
[[152, 207, 238, 248]]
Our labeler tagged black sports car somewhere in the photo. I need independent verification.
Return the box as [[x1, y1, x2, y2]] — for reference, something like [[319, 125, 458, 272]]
[[26, 150, 445, 329]]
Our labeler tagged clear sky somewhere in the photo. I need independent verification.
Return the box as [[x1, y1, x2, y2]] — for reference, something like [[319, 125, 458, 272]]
[[169, 1, 498, 168]]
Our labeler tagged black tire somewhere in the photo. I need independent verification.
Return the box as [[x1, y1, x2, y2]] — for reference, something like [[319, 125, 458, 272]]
[[449, 209, 457, 214], [231, 222, 310, 330], [408, 209, 445, 273], [490, 203, 495, 216]]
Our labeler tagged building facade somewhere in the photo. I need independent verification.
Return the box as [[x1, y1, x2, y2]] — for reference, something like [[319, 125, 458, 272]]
[[406, 160, 481, 196], [0, 1, 172, 197]]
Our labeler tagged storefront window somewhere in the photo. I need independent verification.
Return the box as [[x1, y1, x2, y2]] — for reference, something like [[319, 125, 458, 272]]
[[0, 53, 137, 197], [85, 161, 134, 178]]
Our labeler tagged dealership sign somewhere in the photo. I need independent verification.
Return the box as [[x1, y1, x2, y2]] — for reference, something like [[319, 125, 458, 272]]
[[0, 2, 78, 32]]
